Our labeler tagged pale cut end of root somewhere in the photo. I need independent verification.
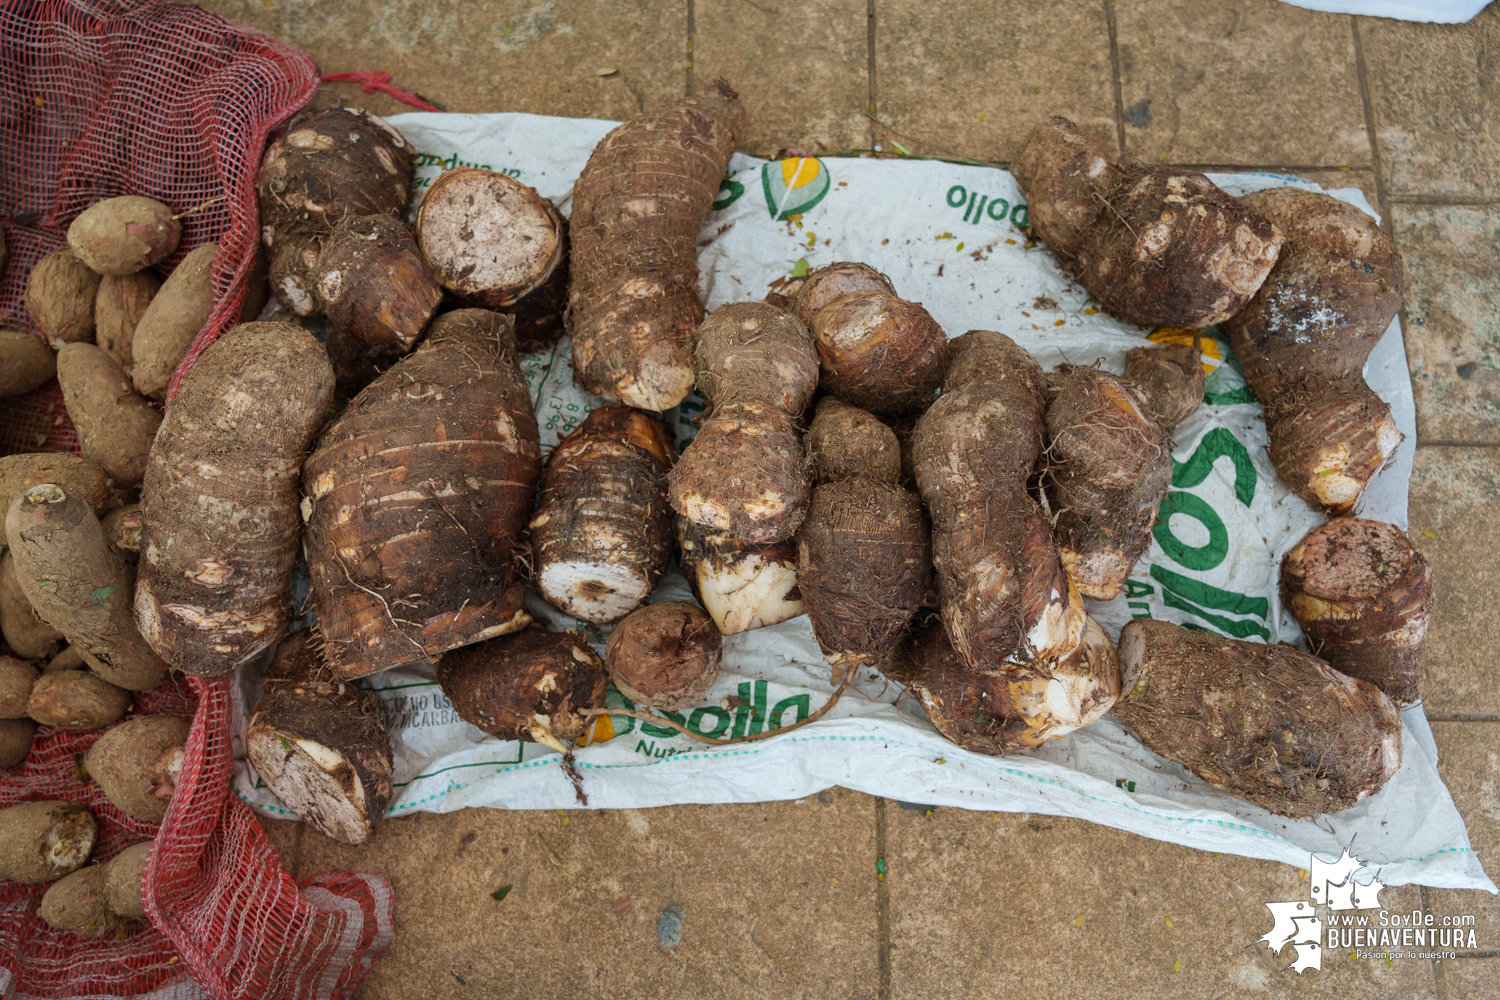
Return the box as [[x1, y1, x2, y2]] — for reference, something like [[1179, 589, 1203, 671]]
[[44, 809, 98, 875], [615, 350, 695, 413], [247, 730, 374, 845], [1059, 547, 1132, 602], [678, 493, 735, 532], [528, 715, 569, 754], [537, 561, 651, 624], [695, 557, 803, 635]]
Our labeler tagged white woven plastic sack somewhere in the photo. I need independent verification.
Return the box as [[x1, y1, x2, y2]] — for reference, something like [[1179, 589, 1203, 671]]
[[1276, 0, 1489, 23], [232, 112, 1493, 892]]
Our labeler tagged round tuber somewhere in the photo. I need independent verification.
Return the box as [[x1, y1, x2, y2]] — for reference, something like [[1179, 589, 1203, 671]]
[[0, 718, 36, 767], [1011, 117, 1122, 259], [605, 602, 722, 712], [257, 108, 415, 239], [26, 248, 101, 349], [0, 655, 38, 718], [315, 214, 442, 354], [0, 551, 66, 661], [129, 242, 217, 400], [84, 714, 192, 821], [806, 288, 950, 416], [0, 331, 56, 397], [66, 196, 181, 276], [27, 670, 130, 730]]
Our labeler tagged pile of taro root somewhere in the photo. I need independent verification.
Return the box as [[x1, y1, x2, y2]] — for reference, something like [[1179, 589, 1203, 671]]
[[1, 82, 1431, 928]]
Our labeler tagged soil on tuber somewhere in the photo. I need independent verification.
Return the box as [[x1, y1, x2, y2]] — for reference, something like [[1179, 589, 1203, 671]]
[[676, 517, 803, 635], [568, 80, 746, 411], [0, 656, 38, 718], [66, 196, 180, 276], [129, 242, 217, 400], [0, 718, 35, 767], [40, 840, 153, 937], [605, 602, 722, 712], [26, 249, 100, 349], [57, 343, 162, 489], [94, 271, 160, 370], [84, 714, 192, 821], [0, 453, 115, 520], [0, 551, 66, 661], [0, 800, 97, 883]]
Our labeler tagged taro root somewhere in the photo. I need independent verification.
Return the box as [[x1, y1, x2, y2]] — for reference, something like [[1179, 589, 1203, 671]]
[[890, 614, 1119, 753], [315, 214, 442, 354], [781, 261, 895, 328], [0, 718, 36, 767], [6, 485, 163, 691], [668, 301, 819, 543], [569, 81, 746, 411], [1222, 188, 1405, 514], [266, 231, 323, 317], [0, 331, 56, 397], [67, 196, 181, 275], [26, 249, 101, 349], [246, 632, 393, 845], [0, 453, 114, 520], [807, 288, 950, 417], [27, 670, 130, 730], [135, 323, 334, 677], [531, 406, 675, 624], [84, 715, 192, 821], [94, 271, 160, 370], [1123, 338, 1206, 428], [1114, 618, 1402, 817], [416, 167, 566, 308], [1282, 518, 1433, 707], [796, 398, 930, 668], [101, 504, 143, 563], [605, 602, 722, 712], [676, 517, 803, 636], [437, 627, 609, 752], [257, 108, 415, 239], [0, 552, 66, 662], [130, 242, 218, 400], [304, 310, 538, 679], [1044, 365, 1173, 601], [56, 343, 162, 489], [0, 656, 38, 718], [0, 800, 97, 883], [1010, 117, 1122, 259]]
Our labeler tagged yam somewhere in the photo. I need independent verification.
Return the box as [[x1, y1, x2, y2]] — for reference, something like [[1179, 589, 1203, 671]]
[[135, 322, 334, 676], [6, 485, 163, 691], [315, 214, 442, 354], [1044, 365, 1173, 601], [569, 81, 746, 411], [39, 865, 119, 937], [1123, 338, 1205, 428], [0, 331, 56, 397], [1011, 117, 1122, 259], [1222, 188, 1404, 514], [56, 343, 162, 488], [67, 196, 180, 276], [0, 718, 35, 767], [0, 453, 114, 520], [303, 310, 536, 679], [796, 398, 930, 667], [437, 626, 609, 751], [0, 552, 65, 661], [1113, 618, 1401, 817], [1282, 518, 1433, 707], [668, 302, 818, 543], [26, 249, 100, 348], [246, 632, 393, 845], [101, 504, 143, 563], [531, 406, 675, 624], [807, 289, 950, 416], [27, 669, 130, 729], [0, 800, 97, 883], [416, 167, 566, 308], [84, 714, 191, 821], [676, 517, 803, 635], [104, 840, 152, 921], [94, 271, 160, 369], [256, 108, 415, 239], [46, 645, 86, 673], [130, 242, 217, 400], [0, 655, 38, 718], [605, 602, 721, 712]]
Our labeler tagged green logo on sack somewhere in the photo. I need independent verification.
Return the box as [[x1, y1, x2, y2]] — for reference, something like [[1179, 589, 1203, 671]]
[[762, 157, 830, 220]]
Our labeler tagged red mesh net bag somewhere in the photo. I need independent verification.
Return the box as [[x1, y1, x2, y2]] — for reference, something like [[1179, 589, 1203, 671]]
[[0, 3, 395, 997]]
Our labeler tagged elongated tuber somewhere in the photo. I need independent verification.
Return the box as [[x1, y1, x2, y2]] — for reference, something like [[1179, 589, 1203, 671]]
[[27, 249, 100, 349], [130, 242, 217, 400], [605, 602, 722, 712], [1222, 188, 1404, 514], [417, 167, 566, 308], [304, 310, 537, 678], [531, 405, 674, 623], [246, 632, 393, 844], [803, 281, 950, 416], [0, 800, 97, 883], [135, 322, 334, 676], [437, 627, 609, 751], [0, 656, 37, 717], [84, 714, 192, 821], [1282, 518, 1432, 707], [105, 840, 152, 921], [676, 517, 803, 635], [1013, 116, 1283, 329], [94, 271, 159, 370], [67, 196, 180, 276], [57, 343, 162, 488], [669, 301, 818, 543], [6, 485, 163, 691], [1113, 618, 1401, 817], [0, 718, 35, 767], [0, 551, 65, 661], [0, 453, 114, 520], [315, 214, 441, 354], [39, 865, 121, 938], [569, 81, 746, 410], [27, 669, 130, 729], [0, 331, 55, 397], [797, 398, 930, 667]]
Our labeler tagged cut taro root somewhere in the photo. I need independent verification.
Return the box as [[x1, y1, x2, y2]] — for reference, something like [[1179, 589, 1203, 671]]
[[605, 602, 722, 712], [676, 517, 803, 635], [246, 632, 393, 845], [437, 627, 609, 752]]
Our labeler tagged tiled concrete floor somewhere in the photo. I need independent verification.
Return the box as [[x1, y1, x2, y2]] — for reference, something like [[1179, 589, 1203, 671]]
[[205, 1, 1500, 997]]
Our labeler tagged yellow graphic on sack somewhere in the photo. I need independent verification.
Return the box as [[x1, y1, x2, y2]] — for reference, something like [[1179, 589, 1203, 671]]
[[1148, 327, 1220, 374], [1150, 327, 1255, 405], [763, 156, 831, 221]]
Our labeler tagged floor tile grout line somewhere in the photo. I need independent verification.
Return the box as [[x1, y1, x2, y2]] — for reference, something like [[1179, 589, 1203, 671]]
[[867, 0, 878, 153], [1424, 714, 1500, 722], [1415, 442, 1500, 450], [1350, 16, 1389, 224], [875, 796, 892, 1000], [1383, 194, 1500, 206], [684, 0, 695, 97], [1422, 884, 1448, 999], [1102, 0, 1127, 156]]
